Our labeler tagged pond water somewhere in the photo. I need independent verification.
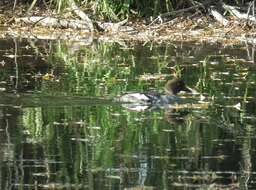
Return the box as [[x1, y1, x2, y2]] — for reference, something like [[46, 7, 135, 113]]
[[0, 38, 256, 189]]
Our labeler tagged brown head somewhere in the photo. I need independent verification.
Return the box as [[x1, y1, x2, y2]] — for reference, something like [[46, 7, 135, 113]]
[[164, 78, 192, 95]]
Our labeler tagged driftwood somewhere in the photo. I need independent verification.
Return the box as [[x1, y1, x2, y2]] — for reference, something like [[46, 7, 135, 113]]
[[95, 18, 128, 33], [223, 3, 256, 22], [15, 16, 91, 31], [15, 16, 132, 34], [68, 0, 94, 32], [209, 7, 229, 26], [15, 0, 130, 34]]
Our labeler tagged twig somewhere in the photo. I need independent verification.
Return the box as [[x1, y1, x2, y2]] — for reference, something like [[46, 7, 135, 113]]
[[13, 0, 17, 10]]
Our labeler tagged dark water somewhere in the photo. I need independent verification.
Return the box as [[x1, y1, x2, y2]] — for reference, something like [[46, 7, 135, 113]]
[[0, 38, 256, 189]]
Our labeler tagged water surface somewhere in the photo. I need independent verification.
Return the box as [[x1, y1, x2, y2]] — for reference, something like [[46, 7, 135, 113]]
[[0, 38, 256, 189]]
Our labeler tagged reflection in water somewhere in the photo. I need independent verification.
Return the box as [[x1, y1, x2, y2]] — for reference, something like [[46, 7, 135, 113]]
[[0, 38, 256, 189]]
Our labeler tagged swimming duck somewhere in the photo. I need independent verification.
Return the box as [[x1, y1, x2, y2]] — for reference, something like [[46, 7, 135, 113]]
[[117, 78, 193, 111]]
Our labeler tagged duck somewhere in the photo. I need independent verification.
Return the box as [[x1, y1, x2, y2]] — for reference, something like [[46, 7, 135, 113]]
[[117, 78, 193, 111]]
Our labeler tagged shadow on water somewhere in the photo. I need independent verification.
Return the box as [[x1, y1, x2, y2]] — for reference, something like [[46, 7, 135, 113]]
[[0, 37, 256, 189]]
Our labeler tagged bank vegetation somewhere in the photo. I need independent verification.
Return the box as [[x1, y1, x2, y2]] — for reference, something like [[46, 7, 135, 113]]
[[1, 0, 256, 43]]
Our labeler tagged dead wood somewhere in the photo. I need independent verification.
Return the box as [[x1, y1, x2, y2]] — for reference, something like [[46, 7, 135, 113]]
[[223, 3, 256, 23], [68, 0, 94, 32], [95, 18, 129, 33], [15, 16, 133, 34], [209, 7, 229, 26], [15, 16, 91, 31]]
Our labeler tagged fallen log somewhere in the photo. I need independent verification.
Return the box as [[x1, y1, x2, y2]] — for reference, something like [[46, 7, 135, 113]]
[[15, 16, 132, 34], [15, 16, 91, 31], [95, 18, 128, 33]]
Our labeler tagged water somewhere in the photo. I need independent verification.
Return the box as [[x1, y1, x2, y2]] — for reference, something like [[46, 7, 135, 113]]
[[0, 38, 256, 189]]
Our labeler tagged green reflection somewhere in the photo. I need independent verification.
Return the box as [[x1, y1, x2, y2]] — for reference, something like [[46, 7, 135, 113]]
[[0, 39, 255, 189]]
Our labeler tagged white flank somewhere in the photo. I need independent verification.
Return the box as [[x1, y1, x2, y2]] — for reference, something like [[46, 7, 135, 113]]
[[120, 93, 150, 103]]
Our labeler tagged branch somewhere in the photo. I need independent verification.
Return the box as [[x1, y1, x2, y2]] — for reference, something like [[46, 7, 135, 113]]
[[209, 7, 229, 26], [68, 0, 94, 32], [223, 3, 256, 22]]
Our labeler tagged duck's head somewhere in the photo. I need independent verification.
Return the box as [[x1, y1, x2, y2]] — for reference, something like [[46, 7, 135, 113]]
[[165, 78, 192, 95]]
